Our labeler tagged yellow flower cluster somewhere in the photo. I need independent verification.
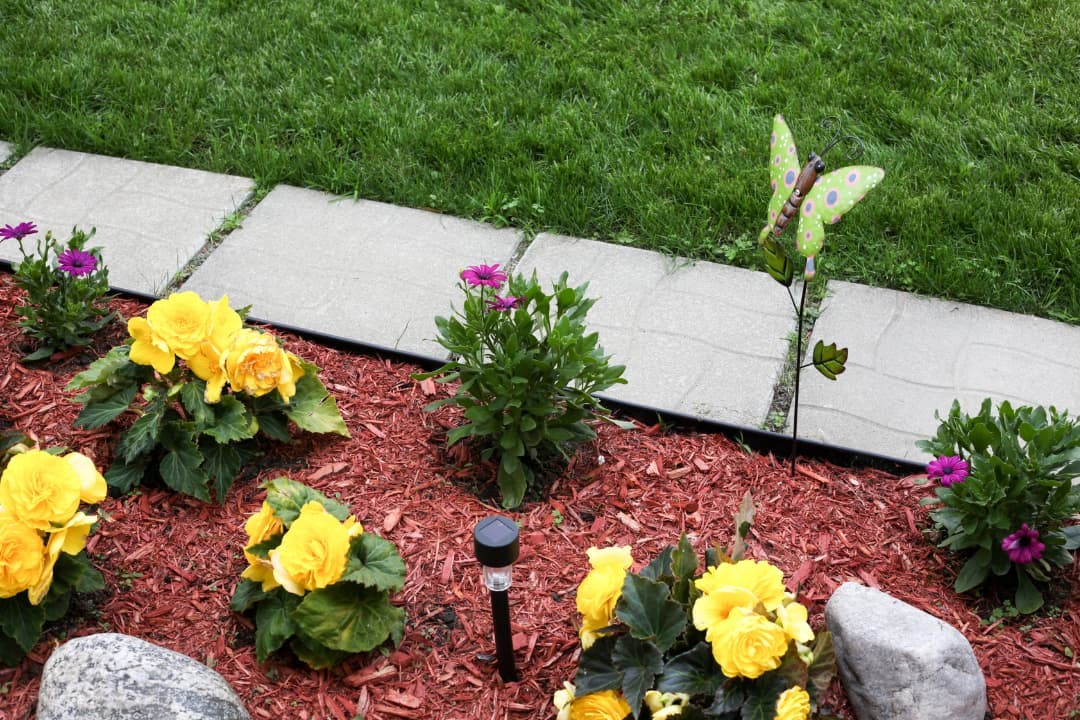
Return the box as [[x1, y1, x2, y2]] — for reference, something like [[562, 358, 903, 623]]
[[0, 450, 106, 603], [691, 559, 814, 717], [575, 546, 633, 649], [553, 682, 632, 720], [129, 291, 304, 404], [241, 501, 362, 596]]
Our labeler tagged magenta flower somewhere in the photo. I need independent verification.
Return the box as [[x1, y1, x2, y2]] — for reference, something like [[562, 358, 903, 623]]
[[927, 455, 969, 487], [0, 221, 38, 241], [460, 263, 507, 288], [57, 248, 98, 277], [1001, 524, 1045, 564], [487, 295, 522, 312]]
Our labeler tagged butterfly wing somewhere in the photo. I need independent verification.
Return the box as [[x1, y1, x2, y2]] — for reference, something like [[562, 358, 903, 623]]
[[795, 165, 885, 276], [765, 114, 802, 231]]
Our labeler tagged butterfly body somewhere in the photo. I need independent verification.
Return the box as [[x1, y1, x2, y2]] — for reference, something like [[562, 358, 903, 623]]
[[760, 114, 884, 279]]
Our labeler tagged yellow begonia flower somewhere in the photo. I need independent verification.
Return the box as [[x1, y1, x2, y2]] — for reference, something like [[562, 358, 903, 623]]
[[576, 546, 633, 649], [566, 690, 633, 720], [0, 450, 82, 531], [553, 681, 576, 720], [223, 329, 304, 403], [64, 452, 107, 505], [128, 316, 175, 374], [186, 294, 243, 403], [776, 600, 815, 644], [773, 686, 811, 720], [696, 559, 787, 612], [147, 291, 211, 361], [0, 512, 45, 598], [707, 605, 789, 679], [645, 690, 691, 719], [269, 502, 352, 595], [241, 501, 285, 588], [692, 585, 758, 632], [29, 512, 97, 605], [241, 558, 280, 592]]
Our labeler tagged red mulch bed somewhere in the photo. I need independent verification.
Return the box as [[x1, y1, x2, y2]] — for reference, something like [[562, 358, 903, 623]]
[[1, 273, 1078, 720]]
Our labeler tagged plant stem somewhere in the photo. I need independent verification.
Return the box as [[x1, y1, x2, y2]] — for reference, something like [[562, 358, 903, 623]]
[[790, 280, 808, 477]]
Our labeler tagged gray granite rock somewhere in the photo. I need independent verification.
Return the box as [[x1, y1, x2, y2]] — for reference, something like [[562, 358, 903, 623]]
[[825, 583, 986, 720], [37, 633, 249, 720]]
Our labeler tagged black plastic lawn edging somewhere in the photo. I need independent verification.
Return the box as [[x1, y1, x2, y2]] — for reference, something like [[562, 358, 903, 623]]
[[1, 268, 925, 478]]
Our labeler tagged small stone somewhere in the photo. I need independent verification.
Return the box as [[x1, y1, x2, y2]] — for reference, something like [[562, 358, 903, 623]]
[[825, 583, 986, 720], [37, 633, 249, 720]]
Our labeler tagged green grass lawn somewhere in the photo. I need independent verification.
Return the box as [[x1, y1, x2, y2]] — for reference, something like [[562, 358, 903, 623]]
[[1, 0, 1077, 321]]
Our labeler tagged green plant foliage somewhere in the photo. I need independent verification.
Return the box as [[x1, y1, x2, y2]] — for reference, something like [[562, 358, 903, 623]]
[[7, 226, 115, 362], [230, 478, 406, 669], [66, 306, 348, 504], [559, 502, 835, 719], [419, 267, 627, 508], [918, 399, 1080, 613]]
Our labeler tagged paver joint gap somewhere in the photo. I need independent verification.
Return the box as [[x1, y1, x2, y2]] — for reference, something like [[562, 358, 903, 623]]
[[162, 184, 271, 295]]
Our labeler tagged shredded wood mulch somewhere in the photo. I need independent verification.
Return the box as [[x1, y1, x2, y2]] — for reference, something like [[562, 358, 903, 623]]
[[1, 274, 1078, 720]]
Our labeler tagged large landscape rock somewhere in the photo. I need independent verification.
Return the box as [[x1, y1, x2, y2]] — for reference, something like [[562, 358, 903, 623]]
[[825, 582, 986, 720], [37, 633, 249, 720]]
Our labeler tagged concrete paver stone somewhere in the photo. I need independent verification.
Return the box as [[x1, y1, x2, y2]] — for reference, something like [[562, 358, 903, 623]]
[[0, 147, 254, 295], [515, 234, 797, 428], [792, 281, 1080, 461], [181, 185, 524, 358], [0, 141, 12, 164]]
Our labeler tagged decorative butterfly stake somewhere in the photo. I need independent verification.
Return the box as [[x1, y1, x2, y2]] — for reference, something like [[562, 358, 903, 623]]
[[756, 114, 884, 476]]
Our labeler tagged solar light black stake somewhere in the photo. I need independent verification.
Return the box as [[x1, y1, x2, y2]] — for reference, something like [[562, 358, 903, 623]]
[[473, 515, 520, 682]]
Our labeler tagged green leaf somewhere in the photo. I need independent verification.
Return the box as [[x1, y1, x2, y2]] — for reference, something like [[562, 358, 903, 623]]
[[115, 401, 165, 463], [73, 383, 138, 429], [254, 410, 292, 442], [0, 594, 46, 652], [292, 583, 406, 654], [1014, 569, 1045, 614], [65, 345, 132, 390], [954, 550, 991, 593], [1062, 525, 1080, 551], [158, 423, 209, 501], [341, 533, 407, 593], [202, 442, 243, 504], [283, 365, 350, 436], [615, 574, 686, 654], [707, 683, 747, 716], [0, 630, 28, 667], [230, 579, 270, 614], [739, 673, 789, 720], [254, 591, 300, 663], [671, 534, 699, 584], [811, 341, 848, 380], [760, 235, 794, 287], [806, 632, 837, 702], [657, 642, 724, 696], [264, 476, 350, 523], [289, 631, 352, 669], [639, 546, 674, 582], [202, 395, 256, 443], [497, 454, 527, 509], [180, 380, 215, 427], [21, 345, 56, 363], [613, 635, 663, 717], [574, 636, 623, 695], [105, 455, 149, 493]]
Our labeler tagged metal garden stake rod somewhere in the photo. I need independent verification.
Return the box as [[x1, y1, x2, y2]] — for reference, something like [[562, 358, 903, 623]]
[[473, 515, 520, 682]]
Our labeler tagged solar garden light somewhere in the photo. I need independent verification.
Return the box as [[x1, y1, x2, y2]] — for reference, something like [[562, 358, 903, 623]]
[[473, 515, 520, 682]]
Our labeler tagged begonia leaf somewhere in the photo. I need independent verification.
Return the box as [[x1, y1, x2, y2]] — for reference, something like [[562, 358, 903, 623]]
[[65, 345, 131, 390], [292, 583, 405, 654], [341, 533, 406, 593], [180, 380, 215, 427], [202, 395, 255, 444], [282, 363, 349, 437], [0, 594, 45, 653], [657, 642, 723, 696], [104, 455, 149, 493], [615, 574, 686, 654], [739, 673, 789, 720], [613, 635, 663, 717], [264, 476, 350, 523], [231, 579, 269, 614], [0, 631, 27, 667], [202, 442, 244, 504], [116, 398, 164, 463], [289, 631, 352, 670], [573, 636, 622, 695], [73, 383, 138, 429], [254, 592, 299, 663]]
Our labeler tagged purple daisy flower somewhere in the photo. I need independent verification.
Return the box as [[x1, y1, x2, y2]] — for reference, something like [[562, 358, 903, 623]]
[[927, 455, 969, 487], [57, 248, 98, 277], [1001, 524, 1045, 564], [487, 295, 523, 312], [460, 263, 507, 288], [0, 221, 38, 241]]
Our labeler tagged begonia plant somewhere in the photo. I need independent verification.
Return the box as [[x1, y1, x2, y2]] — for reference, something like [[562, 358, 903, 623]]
[[1, 222, 114, 362], [918, 399, 1080, 613], [419, 263, 627, 508], [66, 291, 349, 503], [230, 477, 406, 669], [556, 496, 835, 719], [0, 439, 106, 665]]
